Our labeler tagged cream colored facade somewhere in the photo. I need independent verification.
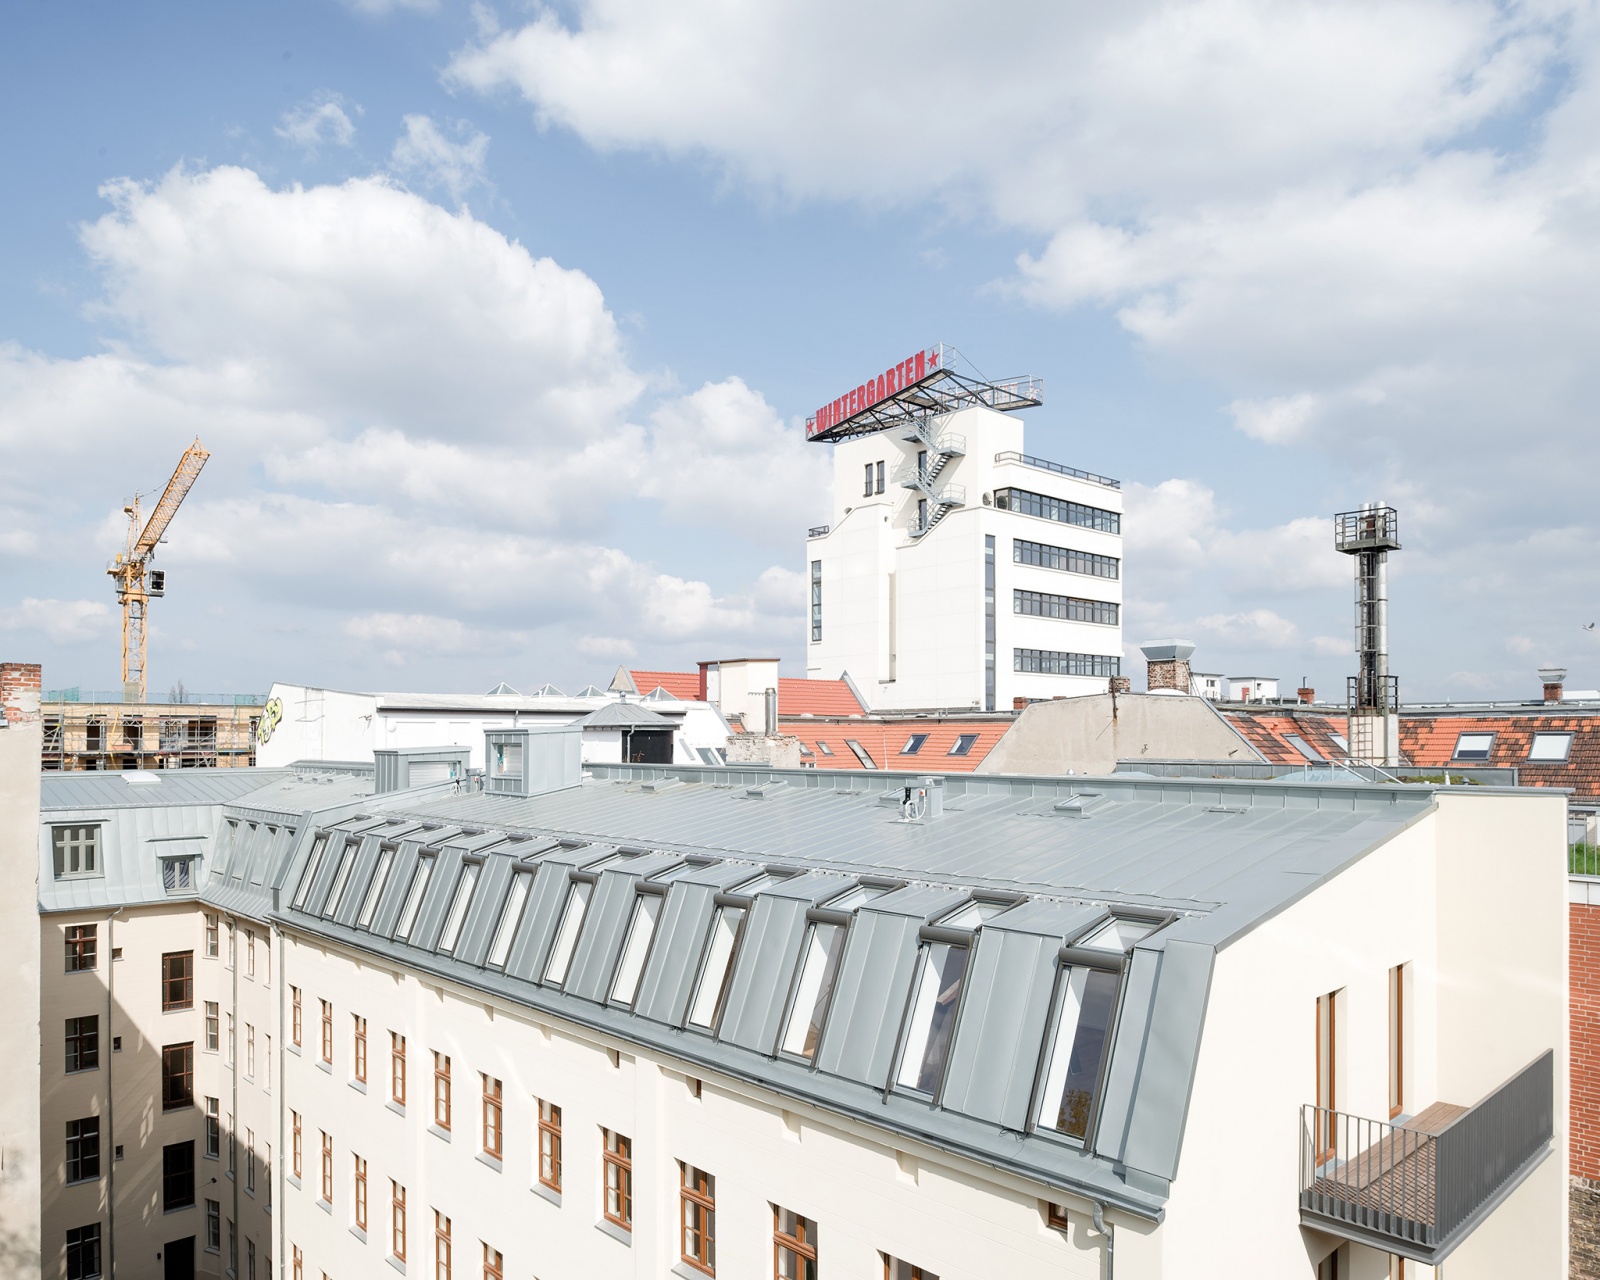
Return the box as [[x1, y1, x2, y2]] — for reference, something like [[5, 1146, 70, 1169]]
[[2, 721, 43, 1279]]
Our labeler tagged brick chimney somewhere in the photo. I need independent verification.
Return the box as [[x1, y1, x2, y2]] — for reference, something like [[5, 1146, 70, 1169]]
[[1540, 666, 1566, 704], [1298, 685, 1315, 705], [0, 661, 42, 724], [1108, 675, 1132, 694], [1139, 640, 1196, 693]]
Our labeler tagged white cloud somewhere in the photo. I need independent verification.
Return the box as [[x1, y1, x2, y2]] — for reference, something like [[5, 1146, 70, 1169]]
[[0, 598, 112, 645], [391, 115, 490, 201], [1227, 393, 1318, 445], [275, 94, 359, 153], [1193, 608, 1302, 650]]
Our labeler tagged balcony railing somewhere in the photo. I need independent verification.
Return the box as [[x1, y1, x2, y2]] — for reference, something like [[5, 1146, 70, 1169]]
[[807, 525, 831, 539], [1299, 1050, 1552, 1263], [993, 451, 1121, 490]]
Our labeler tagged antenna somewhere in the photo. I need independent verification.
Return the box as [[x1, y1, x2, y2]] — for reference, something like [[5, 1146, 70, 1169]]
[[1334, 503, 1401, 766]]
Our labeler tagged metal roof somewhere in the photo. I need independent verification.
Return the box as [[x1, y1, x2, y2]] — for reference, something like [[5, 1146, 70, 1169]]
[[579, 701, 678, 729], [41, 769, 290, 811]]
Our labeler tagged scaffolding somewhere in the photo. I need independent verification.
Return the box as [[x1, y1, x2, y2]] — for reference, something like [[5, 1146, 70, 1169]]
[[40, 697, 262, 771]]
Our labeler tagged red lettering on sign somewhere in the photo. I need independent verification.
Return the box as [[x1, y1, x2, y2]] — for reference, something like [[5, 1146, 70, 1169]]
[[914, 350, 926, 380]]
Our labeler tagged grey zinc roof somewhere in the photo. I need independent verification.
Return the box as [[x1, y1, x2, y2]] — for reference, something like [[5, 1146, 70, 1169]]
[[41, 769, 289, 811], [579, 701, 678, 729], [262, 762, 1455, 1219]]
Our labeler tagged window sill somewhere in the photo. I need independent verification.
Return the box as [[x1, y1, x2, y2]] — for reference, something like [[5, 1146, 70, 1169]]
[[385, 1100, 406, 1118], [427, 1124, 451, 1144], [287, 1175, 301, 1191], [65, 1175, 100, 1188], [288, 1044, 301, 1056], [349, 1079, 367, 1094], [163, 1202, 196, 1215], [316, 1197, 332, 1215], [64, 1066, 101, 1075], [315, 1059, 332, 1074], [595, 1218, 632, 1248], [532, 1182, 561, 1207], [385, 1256, 407, 1275], [475, 1151, 502, 1174], [349, 1226, 367, 1244], [672, 1261, 715, 1280]]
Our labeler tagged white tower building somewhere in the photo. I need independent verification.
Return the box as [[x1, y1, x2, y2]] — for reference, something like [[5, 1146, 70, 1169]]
[[804, 346, 1124, 712]]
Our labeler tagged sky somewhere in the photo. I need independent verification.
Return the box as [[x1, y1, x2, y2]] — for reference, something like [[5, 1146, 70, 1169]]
[[3, 0, 1599, 702]]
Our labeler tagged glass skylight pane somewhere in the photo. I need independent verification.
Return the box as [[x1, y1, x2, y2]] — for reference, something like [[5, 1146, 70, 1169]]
[[438, 863, 480, 953], [544, 882, 593, 984], [896, 943, 968, 1094], [1330, 733, 1349, 752], [487, 872, 531, 968], [291, 834, 328, 909], [688, 906, 745, 1028], [901, 734, 927, 755], [730, 872, 775, 898], [823, 883, 879, 912], [1081, 916, 1154, 951], [1529, 733, 1573, 762], [357, 847, 395, 929], [948, 734, 978, 757], [323, 841, 359, 918], [394, 854, 436, 940], [941, 899, 1008, 930], [1453, 733, 1494, 760], [610, 896, 663, 1005], [781, 923, 846, 1059], [1285, 734, 1323, 763], [1037, 966, 1120, 1139]]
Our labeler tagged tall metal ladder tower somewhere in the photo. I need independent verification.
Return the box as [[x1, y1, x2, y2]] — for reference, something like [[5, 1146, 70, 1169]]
[[1334, 503, 1401, 766], [898, 416, 967, 537]]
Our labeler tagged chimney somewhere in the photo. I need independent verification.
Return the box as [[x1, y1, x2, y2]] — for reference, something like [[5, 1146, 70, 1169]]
[[764, 686, 779, 736], [1298, 680, 1315, 705], [1108, 675, 1132, 694], [0, 662, 42, 725], [1540, 666, 1566, 704], [1139, 640, 1196, 693]]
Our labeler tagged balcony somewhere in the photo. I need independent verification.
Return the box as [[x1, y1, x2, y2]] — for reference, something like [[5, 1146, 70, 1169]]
[[1333, 506, 1400, 553], [1299, 1051, 1552, 1264]]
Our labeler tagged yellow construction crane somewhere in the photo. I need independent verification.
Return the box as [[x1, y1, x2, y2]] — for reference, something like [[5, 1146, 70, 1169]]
[[107, 438, 211, 703]]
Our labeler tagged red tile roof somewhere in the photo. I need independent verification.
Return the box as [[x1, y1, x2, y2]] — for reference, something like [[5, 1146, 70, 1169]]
[[1400, 712, 1600, 800], [626, 669, 703, 700], [778, 677, 864, 718], [1220, 708, 1351, 765], [784, 718, 1012, 774]]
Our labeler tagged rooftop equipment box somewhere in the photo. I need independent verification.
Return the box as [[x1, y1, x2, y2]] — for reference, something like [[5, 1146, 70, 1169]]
[[484, 726, 582, 797], [373, 746, 471, 795]]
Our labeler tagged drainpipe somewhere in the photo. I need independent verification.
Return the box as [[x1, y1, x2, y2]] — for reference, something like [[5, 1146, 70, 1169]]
[[274, 892, 285, 1280], [1092, 1200, 1115, 1279], [231, 912, 240, 1276], [105, 905, 124, 1280]]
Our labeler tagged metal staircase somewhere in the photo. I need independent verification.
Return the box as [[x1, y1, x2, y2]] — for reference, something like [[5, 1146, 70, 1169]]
[[897, 418, 967, 537]]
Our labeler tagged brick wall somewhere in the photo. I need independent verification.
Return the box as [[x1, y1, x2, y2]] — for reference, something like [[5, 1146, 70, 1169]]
[[1573, 899, 1600, 1277], [0, 662, 41, 724], [1145, 658, 1190, 692]]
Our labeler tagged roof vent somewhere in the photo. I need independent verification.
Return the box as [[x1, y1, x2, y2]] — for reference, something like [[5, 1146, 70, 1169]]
[[745, 781, 785, 799], [1540, 666, 1567, 704]]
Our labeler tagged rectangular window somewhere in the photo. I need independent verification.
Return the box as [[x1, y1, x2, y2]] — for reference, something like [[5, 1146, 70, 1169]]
[[544, 881, 593, 984], [875, 460, 885, 495], [265, 1034, 272, 1090], [65, 1016, 99, 1073], [247, 1024, 255, 1077], [993, 487, 1120, 533], [883, 1257, 939, 1280], [1529, 732, 1574, 762], [292, 834, 328, 909], [1012, 588, 1119, 625], [395, 853, 437, 940], [205, 1001, 219, 1052], [1013, 649, 1121, 678], [899, 734, 927, 756], [391, 1033, 407, 1106], [319, 999, 333, 1064], [1285, 733, 1323, 762], [290, 986, 302, 1047], [265, 1143, 272, 1207], [1012, 536, 1120, 579], [207, 1200, 221, 1251], [689, 905, 746, 1029], [161, 1043, 194, 1110], [810, 561, 823, 643], [292, 1244, 302, 1280], [864, 462, 874, 497], [228, 1114, 235, 1175], [243, 928, 254, 977], [320, 1132, 333, 1204], [435, 1210, 452, 1280], [65, 1116, 100, 1183], [680, 1163, 716, 1275], [247, 1238, 256, 1280], [227, 1014, 235, 1065], [1037, 964, 1119, 1140], [65, 924, 97, 972], [359, 844, 397, 929], [1316, 990, 1338, 1160], [439, 862, 480, 954], [65, 1224, 101, 1280], [1389, 964, 1406, 1119], [482, 1075, 502, 1159], [610, 894, 662, 1005], [226, 921, 235, 968], [355, 1155, 368, 1232], [844, 739, 877, 770], [780, 922, 846, 1060], [1452, 732, 1495, 761], [814, 740, 833, 756], [537, 1100, 562, 1190], [484, 1243, 504, 1280], [434, 1052, 452, 1130], [774, 1207, 817, 1280], [161, 951, 194, 1010], [896, 944, 968, 1095], [324, 841, 358, 918], [391, 1181, 408, 1261], [163, 1140, 196, 1210], [984, 533, 996, 712], [52, 825, 102, 879], [603, 1130, 633, 1230], [948, 734, 978, 757], [487, 871, 531, 968], [354, 1016, 368, 1084], [291, 1112, 302, 1180], [246, 1129, 255, 1191], [206, 1097, 220, 1159], [205, 913, 219, 957]]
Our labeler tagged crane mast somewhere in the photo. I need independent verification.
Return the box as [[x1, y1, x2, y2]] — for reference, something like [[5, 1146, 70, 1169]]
[[107, 438, 210, 703]]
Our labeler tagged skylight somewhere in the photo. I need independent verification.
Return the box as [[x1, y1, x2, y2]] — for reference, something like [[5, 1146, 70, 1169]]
[[394, 853, 436, 940], [291, 834, 328, 910], [1080, 916, 1155, 951], [780, 921, 847, 1060], [1452, 732, 1495, 761], [1529, 733, 1573, 762], [1037, 964, 1120, 1140], [544, 882, 593, 985], [688, 905, 745, 1029], [896, 942, 969, 1095], [948, 734, 979, 757], [437, 863, 480, 953], [845, 739, 877, 769], [900, 734, 928, 756], [610, 896, 663, 1006], [357, 846, 395, 929], [1285, 734, 1323, 763], [487, 872, 532, 969]]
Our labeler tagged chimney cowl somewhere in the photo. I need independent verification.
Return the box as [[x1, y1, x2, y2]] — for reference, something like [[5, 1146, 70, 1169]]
[[1540, 666, 1566, 704], [1139, 639, 1197, 662]]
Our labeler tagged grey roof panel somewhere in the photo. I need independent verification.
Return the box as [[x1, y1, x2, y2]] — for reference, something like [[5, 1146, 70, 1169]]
[[563, 868, 642, 1002], [504, 855, 586, 983], [632, 881, 717, 1026], [813, 908, 922, 1087], [41, 769, 295, 811], [717, 894, 810, 1054]]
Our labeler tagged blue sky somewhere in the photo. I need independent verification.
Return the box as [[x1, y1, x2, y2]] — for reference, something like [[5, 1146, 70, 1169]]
[[3, 0, 1599, 702]]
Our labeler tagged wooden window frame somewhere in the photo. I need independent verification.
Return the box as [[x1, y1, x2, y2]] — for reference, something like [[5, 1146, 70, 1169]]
[[162, 950, 195, 1011], [537, 1101, 562, 1191], [1045, 1202, 1070, 1231], [434, 1052, 452, 1131], [882, 1259, 936, 1280], [482, 1075, 503, 1159], [161, 1042, 195, 1111], [320, 999, 333, 1064], [246, 928, 256, 978], [205, 913, 218, 958], [292, 1244, 302, 1280], [483, 1243, 503, 1280], [1389, 964, 1406, 1120], [65, 924, 97, 972], [291, 987, 302, 1048], [354, 1016, 368, 1085], [355, 1154, 368, 1232], [320, 1131, 333, 1204], [435, 1210, 452, 1280], [205, 1001, 219, 1053], [603, 1130, 632, 1230], [680, 1162, 716, 1275], [391, 1181, 408, 1261], [391, 1032, 407, 1106], [1316, 990, 1338, 1162], [773, 1206, 817, 1279], [291, 1111, 302, 1179]]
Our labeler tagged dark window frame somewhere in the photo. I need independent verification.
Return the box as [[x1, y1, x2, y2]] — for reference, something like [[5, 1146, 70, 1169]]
[[162, 951, 194, 1011], [65, 1016, 99, 1074], [162, 1140, 196, 1210], [66, 1116, 101, 1184], [161, 1042, 195, 1111], [65, 924, 97, 972]]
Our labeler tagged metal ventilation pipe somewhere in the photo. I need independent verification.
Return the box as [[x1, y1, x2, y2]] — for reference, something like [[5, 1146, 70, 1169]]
[[764, 687, 778, 737]]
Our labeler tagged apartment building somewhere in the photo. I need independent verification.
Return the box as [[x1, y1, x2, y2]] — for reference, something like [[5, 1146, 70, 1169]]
[[804, 349, 1124, 712], [30, 725, 1568, 1279]]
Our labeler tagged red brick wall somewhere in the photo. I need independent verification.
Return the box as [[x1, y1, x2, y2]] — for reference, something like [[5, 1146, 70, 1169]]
[[0, 661, 41, 724], [1574, 901, 1600, 1179]]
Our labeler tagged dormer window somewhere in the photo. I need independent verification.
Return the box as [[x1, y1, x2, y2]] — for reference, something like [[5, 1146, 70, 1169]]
[[895, 941, 968, 1096], [1036, 963, 1120, 1140]]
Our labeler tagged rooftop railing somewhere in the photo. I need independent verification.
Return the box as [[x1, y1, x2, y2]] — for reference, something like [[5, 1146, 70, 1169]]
[[45, 688, 266, 707], [807, 525, 831, 539], [1299, 1050, 1552, 1263], [993, 451, 1121, 490]]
